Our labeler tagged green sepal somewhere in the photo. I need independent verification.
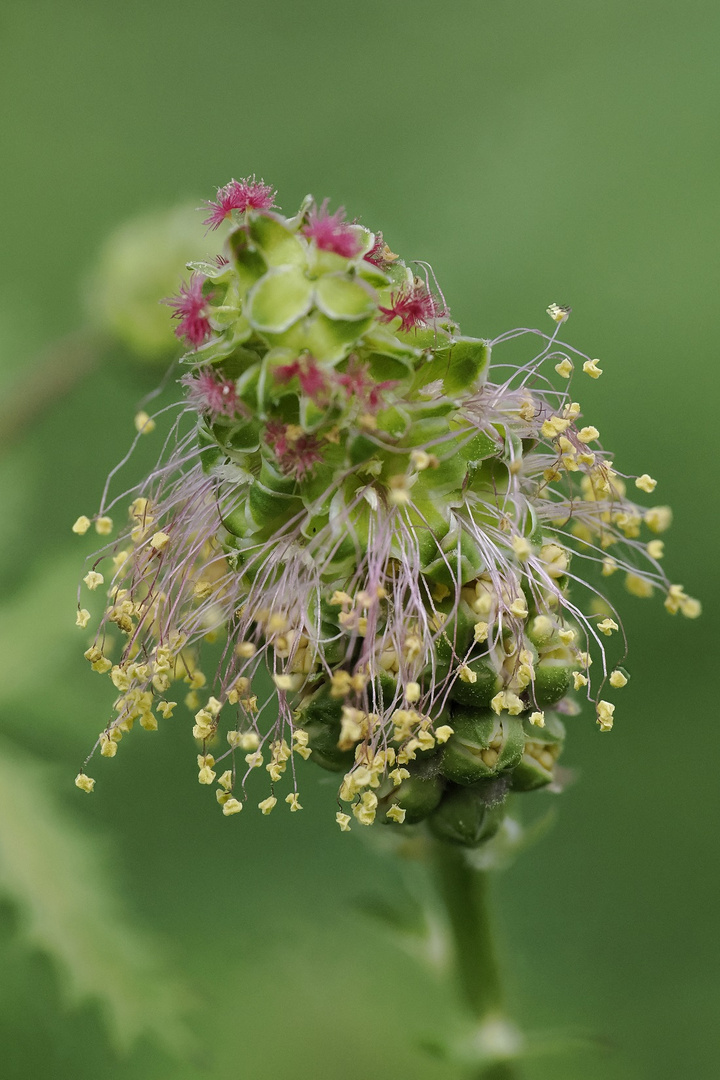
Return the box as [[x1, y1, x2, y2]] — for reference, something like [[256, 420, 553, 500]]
[[226, 228, 268, 295], [533, 659, 573, 706], [511, 714, 565, 791], [246, 266, 314, 334], [379, 773, 444, 824], [302, 312, 374, 362], [410, 337, 489, 398], [449, 657, 502, 707], [440, 709, 524, 785], [249, 213, 306, 267], [428, 785, 505, 846], [314, 273, 377, 321], [421, 522, 484, 588]]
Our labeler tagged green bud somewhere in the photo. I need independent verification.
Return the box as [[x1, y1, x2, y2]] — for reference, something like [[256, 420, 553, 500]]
[[441, 708, 524, 785], [449, 658, 502, 708], [429, 785, 506, 847], [532, 660, 573, 706], [511, 714, 566, 792], [379, 771, 444, 824]]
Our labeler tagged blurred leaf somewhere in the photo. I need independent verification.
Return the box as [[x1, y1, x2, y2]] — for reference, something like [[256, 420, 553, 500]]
[[0, 738, 193, 1055]]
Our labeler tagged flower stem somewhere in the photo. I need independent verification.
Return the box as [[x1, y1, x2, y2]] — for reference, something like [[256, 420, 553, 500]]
[[433, 841, 521, 1080]]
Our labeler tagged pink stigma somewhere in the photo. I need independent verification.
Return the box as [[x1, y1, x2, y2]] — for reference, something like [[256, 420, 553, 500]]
[[274, 355, 329, 403], [164, 276, 212, 349], [336, 356, 396, 412], [302, 200, 361, 259], [264, 421, 323, 479], [202, 177, 277, 230], [379, 283, 444, 333], [181, 368, 240, 419]]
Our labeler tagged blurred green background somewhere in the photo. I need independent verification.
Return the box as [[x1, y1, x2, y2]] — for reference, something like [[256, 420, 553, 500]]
[[0, 1, 717, 1077]]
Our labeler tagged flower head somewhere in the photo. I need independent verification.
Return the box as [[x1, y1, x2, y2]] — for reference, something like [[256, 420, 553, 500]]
[[76, 180, 698, 844], [203, 177, 277, 230]]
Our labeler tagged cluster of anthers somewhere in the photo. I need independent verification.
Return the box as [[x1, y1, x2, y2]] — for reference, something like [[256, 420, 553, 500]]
[[73, 178, 699, 845]]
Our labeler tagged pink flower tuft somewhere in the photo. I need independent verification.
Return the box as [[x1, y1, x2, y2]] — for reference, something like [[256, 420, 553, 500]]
[[336, 356, 396, 413], [379, 283, 445, 333], [202, 177, 277, 230], [264, 421, 323, 479], [274, 354, 329, 404], [302, 200, 361, 259], [181, 368, 240, 419], [165, 276, 212, 349]]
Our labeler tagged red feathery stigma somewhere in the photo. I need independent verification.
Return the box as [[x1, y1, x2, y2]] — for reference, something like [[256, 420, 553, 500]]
[[302, 200, 361, 259], [202, 177, 277, 230], [264, 421, 323, 479], [181, 368, 240, 418], [274, 355, 330, 404], [379, 283, 445, 333], [164, 275, 212, 349], [335, 356, 397, 413]]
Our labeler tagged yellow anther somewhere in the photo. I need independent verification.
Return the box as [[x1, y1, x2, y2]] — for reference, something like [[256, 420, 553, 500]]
[[389, 767, 411, 787], [330, 590, 353, 607], [139, 712, 158, 731], [646, 540, 664, 560], [541, 416, 571, 439], [405, 681, 421, 703], [490, 691, 523, 716], [336, 812, 351, 832], [245, 751, 263, 769], [644, 506, 672, 533], [149, 531, 170, 552], [509, 597, 528, 619], [625, 573, 654, 599], [572, 671, 588, 690], [609, 670, 628, 688], [511, 535, 532, 560], [554, 358, 573, 378], [100, 735, 117, 758], [547, 302, 571, 323], [75, 773, 95, 793], [353, 790, 378, 826], [222, 798, 243, 816], [273, 673, 303, 692], [597, 618, 619, 636], [410, 449, 438, 470], [577, 426, 599, 444], [680, 596, 701, 619], [76, 608, 91, 628], [583, 359, 602, 378], [529, 711, 545, 728], [285, 793, 302, 812], [601, 557, 618, 577], [72, 515, 91, 535], [83, 571, 104, 590], [217, 770, 233, 791], [558, 628, 575, 645], [258, 796, 277, 815], [635, 474, 657, 494], [472, 621, 489, 645], [157, 701, 176, 719], [458, 664, 477, 684], [386, 804, 406, 824], [596, 700, 615, 732], [434, 725, 454, 744], [134, 410, 156, 434], [234, 641, 257, 660], [563, 402, 581, 421], [94, 516, 113, 535], [198, 765, 216, 784], [575, 651, 592, 668], [519, 399, 537, 421]]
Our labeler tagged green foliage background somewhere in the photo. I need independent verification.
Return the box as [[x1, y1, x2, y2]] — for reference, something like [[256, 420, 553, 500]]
[[0, 2, 717, 1077]]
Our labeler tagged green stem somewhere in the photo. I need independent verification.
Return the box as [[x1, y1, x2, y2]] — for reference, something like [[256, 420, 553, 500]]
[[433, 841, 521, 1080]]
